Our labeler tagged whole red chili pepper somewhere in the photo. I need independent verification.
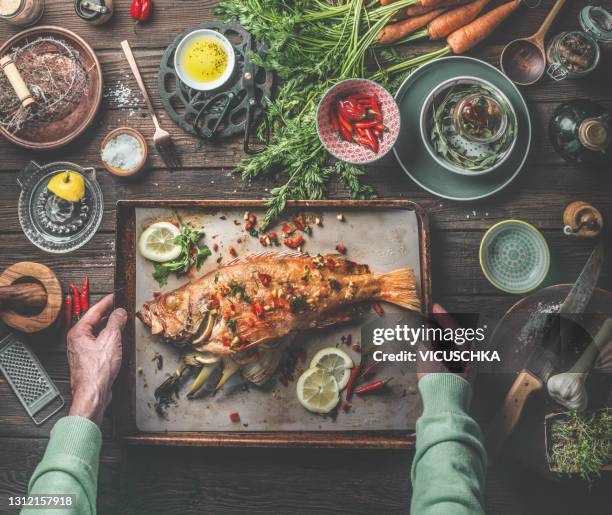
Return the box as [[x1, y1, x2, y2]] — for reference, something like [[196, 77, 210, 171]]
[[355, 378, 392, 396], [354, 120, 379, 129], [130, 0, 152, 22], [359, 361, 381, 380], [80, 275, 89, 313], [64, 295, 73, 329], [70, 284, 81, 319], [345, 353, 364, 401]]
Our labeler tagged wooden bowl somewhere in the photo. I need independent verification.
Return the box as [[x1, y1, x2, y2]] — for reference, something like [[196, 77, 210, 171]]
[[0, 26, 103, 150], [100, 127, 148, 177]]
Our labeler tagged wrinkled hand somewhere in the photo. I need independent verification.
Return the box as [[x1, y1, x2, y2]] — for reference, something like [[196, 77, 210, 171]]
[[416, 303, 472, 382], [67, 294, 127, 425]]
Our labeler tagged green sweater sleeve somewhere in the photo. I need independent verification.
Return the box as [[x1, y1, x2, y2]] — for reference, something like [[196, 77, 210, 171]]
[[410, 374, 487, 515], [21, 416, 102, 515]]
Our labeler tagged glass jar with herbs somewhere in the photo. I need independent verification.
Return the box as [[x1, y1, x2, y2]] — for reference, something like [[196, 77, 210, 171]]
[[0, 0, 44, 27], [546, 5, 612, 81]]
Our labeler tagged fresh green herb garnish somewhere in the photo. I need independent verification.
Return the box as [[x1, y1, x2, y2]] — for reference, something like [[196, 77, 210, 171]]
[[290, 295, 308, 313], [151, 212, 211, 286], [228, 280, 251, 303], [227, 319, 237, 333]]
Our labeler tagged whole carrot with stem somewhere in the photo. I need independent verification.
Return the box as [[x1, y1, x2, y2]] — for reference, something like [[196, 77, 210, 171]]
[[378, 7, 447, 44], [391, 0, 471, 21], [373, 0, 522, 79]]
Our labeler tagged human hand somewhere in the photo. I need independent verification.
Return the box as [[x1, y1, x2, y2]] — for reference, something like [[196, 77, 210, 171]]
[[67, 294, 127, 426], [416, 303, 472, 382]]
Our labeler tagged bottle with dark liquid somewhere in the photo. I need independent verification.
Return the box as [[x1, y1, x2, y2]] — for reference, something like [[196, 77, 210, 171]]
[[549, 99, 611, 166]]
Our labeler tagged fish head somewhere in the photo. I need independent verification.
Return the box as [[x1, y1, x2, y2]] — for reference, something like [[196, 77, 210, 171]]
[[137, 290, 196, 344]]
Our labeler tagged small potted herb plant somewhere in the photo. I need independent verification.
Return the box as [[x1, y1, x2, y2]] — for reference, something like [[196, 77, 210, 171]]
[[545, 408, 612, 482]]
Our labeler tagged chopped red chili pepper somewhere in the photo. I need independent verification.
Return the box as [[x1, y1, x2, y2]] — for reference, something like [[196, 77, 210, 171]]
[[267, 231, 278, 243], [283, 234, 304, 249], [281, 224, 293, 234], [352, 343, 361, 352], [245, 214, 257, 231], [292, 215, 306, 231], [373, 303, 384, 316], [228, 246, 237, 257], [213, 243, 219, 252], [250, 303, 265, 317], [336, 243, 347, 254], [258, 273, 272, 287], [346, 334, 352, 346], [229, 411, 241, 422]]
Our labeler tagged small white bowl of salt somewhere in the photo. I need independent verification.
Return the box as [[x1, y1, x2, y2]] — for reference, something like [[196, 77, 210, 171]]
[[101, 127, 148, 177]]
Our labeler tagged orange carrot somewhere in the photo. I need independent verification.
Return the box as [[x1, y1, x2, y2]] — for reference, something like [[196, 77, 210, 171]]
[[404, 0, 471, 17], [378, 8, 447, 44], [382, 0, 457, 6], [427, 0, 491, 40], [447, 0, 521, 54]]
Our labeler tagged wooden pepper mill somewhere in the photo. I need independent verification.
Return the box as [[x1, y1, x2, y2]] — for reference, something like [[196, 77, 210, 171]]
[[563, 201, 603, 238], [0, 262, 62, 333]]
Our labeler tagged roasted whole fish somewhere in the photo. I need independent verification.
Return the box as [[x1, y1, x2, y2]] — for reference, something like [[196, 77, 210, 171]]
[[138, 250, 420, 389]]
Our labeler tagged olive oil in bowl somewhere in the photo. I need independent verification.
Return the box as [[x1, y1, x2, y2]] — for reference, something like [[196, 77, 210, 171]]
[[175, 29, 235, 91]]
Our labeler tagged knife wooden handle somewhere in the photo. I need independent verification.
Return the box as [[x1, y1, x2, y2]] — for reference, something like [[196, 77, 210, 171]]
[[485, 370, 544, 462]]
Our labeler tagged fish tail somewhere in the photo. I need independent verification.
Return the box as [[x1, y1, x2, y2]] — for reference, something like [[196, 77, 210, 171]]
[[377, 268, 421, 312]]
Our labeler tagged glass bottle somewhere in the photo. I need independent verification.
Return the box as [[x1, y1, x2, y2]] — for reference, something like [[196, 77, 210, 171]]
[[549, 99, 611, 166]]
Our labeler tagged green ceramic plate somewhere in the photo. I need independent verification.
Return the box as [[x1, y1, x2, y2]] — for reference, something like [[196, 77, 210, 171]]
[[479, 220, 550, 294], [393, 56, 531, 201]]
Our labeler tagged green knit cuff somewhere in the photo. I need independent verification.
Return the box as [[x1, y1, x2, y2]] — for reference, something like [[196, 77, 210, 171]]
[[44, 416, 102, 468], [418, 374, 472, 415]]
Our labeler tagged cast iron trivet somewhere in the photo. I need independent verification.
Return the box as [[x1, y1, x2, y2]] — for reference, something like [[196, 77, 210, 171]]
[[158, 19, 273, 140]]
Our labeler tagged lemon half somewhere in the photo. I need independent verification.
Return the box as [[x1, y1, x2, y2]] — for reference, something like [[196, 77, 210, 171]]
[[47, 171, 85, 203], [310, 347, 354, 390], [296, 367, 340, 414], [138, 222, 182, 262]]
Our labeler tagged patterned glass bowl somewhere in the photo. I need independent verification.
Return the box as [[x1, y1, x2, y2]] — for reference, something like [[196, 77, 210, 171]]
[[316, 79, 400, 164], [479, 220, 550, 294]]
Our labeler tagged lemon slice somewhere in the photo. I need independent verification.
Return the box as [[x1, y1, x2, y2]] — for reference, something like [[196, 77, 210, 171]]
[[47, 171, 85, 203], [296, 367, 340, 414], [138, 222, 182, 262], [310, 347, 354, 390]]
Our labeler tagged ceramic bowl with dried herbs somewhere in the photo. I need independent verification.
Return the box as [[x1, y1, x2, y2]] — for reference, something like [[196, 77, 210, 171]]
[[420, 76, 518, 176]]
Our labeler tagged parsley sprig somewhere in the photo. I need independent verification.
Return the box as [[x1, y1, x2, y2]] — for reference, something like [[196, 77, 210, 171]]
[[152, 212, 211, 287]]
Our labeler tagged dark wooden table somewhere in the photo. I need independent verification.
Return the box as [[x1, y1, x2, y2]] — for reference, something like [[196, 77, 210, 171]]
[[1, 1, 611, 513]]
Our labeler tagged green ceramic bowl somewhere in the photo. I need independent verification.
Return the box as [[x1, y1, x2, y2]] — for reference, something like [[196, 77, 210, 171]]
[[394, 56, 531, 201], [479, 220, 550, 294]]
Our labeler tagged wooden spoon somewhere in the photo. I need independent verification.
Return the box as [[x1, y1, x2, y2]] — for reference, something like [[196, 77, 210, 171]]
[[500, 0, 567, 86]]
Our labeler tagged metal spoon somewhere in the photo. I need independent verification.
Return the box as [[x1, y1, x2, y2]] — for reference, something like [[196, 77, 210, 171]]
[[500, 0, 567, 86]]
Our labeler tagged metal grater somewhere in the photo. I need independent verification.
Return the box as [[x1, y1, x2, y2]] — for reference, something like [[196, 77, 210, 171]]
[[0, 333, 64, 425]]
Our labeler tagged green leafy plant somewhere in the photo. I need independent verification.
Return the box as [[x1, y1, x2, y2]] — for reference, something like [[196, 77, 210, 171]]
[[549, 409, 612, 482], [215, 0, 440, 229], [152, 213, 211, 287]]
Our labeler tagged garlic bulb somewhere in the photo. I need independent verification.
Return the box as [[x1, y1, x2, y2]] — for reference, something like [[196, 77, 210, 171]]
[[546, 318, 612, 412], [547, 372, 588, 411]]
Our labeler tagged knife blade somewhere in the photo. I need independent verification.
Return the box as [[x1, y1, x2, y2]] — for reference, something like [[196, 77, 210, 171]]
[[486, 241, 605, 461]]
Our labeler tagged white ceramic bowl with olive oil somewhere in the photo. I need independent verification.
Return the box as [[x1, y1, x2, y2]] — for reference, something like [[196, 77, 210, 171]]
[[174, 29, 235, 91]]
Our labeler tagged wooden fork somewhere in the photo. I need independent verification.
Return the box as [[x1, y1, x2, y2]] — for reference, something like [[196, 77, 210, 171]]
[[120, 40, 181, 169]]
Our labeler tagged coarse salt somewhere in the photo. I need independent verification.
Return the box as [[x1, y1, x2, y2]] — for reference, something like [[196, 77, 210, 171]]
[[102, 133, 144, 172]]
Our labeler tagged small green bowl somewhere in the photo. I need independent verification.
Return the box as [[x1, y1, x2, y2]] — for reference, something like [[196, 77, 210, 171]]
[[479, 220, 550, 294]]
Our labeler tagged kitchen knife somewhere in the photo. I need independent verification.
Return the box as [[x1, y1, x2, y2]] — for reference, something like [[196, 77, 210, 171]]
[[486, 241, 604, 461]]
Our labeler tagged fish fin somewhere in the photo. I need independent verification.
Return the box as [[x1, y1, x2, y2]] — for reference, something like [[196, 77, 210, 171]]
[[314, 303, 370, 329], [222, 249, 307, 267], [377, 268, 421, 312]]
